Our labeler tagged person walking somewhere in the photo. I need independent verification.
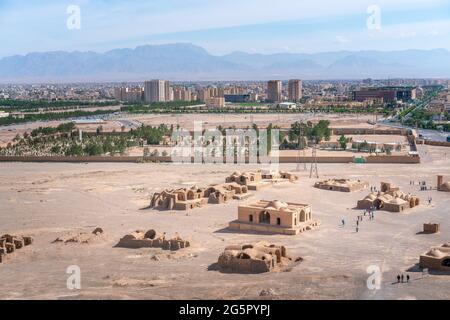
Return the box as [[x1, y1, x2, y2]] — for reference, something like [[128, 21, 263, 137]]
[[407, 275, 410, 283], [397, 275, 401, 283], [342, 219, 345, 227], [401, 274, 404, 283]]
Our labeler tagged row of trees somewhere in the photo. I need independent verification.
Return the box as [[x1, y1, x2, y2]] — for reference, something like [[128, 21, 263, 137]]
[[1, 123, 171, 157], [284, 120, 332, 149]]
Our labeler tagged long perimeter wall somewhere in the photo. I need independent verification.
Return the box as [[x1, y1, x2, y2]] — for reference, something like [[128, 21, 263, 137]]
[[0, 155, 420, 164]]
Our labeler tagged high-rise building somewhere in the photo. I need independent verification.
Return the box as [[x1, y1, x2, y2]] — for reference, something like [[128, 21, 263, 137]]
[[267, 80, 282, 103], [288, 79, 303, 102], [144, 80, 170, 103], [352, 86, 417, 103], [205, 97, 225, 108], [114, 86, 143, 103], [198, 89, 211, 102]]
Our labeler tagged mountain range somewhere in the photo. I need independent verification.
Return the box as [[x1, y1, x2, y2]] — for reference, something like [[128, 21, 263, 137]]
[[1, 43, 450, 82]]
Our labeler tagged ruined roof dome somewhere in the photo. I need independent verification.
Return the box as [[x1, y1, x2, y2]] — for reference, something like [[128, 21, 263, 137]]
[[427, 248, 445, 258], [365, 194, 377, 201], [441, 182, 450, 191], [233, 171, 241, 176], [267, 200, 288, 210]]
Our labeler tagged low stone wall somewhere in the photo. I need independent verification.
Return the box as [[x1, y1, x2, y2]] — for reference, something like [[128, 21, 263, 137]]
[[332, 128, 408, 136], [365, 155, 420, 164], [0, 156, 171, 163], [424, 140, 450, 147], [0, 155, 420, 164], [278, 156, 354, 163]]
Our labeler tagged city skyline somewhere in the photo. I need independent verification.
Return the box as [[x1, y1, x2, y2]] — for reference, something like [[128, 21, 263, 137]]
[[0, 0, 449, 58]]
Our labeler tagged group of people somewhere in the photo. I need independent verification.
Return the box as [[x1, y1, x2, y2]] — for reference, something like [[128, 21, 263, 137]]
[[341, 208, 375, 233], [397, 274, 410, 283]]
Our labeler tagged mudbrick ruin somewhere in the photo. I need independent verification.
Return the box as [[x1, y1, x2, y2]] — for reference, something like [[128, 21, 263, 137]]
[[116, 229, 190, 251], [216, 242, 301, 273], [0, 234, 33, 264]]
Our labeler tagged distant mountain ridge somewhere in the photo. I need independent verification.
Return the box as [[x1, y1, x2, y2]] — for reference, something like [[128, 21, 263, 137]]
[[1, 43, 449, 82]]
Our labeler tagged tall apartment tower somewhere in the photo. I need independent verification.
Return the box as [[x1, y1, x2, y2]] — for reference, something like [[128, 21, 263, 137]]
[[144, 80, 170, 103], [267, 80, 282, 103], [288, 79, 303, 102]]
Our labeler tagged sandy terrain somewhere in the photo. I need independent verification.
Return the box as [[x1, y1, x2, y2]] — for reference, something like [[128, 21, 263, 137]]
[[0, 143, 449, 300], [131, 113, 381, 130]]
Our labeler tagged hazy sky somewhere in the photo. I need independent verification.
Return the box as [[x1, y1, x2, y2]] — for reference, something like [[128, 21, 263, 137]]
[[0, 0, 449, 57]]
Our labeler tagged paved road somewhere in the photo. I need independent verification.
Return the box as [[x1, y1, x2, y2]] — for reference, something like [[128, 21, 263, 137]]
[[378, 120, 449, 142]]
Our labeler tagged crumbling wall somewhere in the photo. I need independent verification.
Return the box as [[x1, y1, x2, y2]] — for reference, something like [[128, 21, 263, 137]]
[[216, 242, 292, 273], [0, 234, 33, 264], [116, 229, 190, 251]]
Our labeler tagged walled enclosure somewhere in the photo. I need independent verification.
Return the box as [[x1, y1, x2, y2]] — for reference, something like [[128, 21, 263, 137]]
[[217, 242, 295, 273], [314, 179, 369, 192]]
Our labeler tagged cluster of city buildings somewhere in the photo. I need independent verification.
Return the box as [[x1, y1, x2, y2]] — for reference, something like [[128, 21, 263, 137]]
[[427, 89, 450, 115], [352, 86, 417, 103], [0, 84, 114, 101], [113, 79, 303, 106]]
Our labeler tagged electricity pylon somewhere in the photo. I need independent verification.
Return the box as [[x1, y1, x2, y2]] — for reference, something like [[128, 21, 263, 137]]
[[309, 144, 319, 179]]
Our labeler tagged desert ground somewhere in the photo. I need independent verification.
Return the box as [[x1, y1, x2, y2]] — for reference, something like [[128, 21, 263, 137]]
[[0, 142, 449, 300]]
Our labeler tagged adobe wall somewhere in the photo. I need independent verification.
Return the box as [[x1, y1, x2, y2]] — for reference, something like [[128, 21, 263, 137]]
[[0, 156, 171, 163], [424, 140, 450, 147], [365, 155, 420, 164], [0, 155, 420, 164], [331, 128, 407, 135]]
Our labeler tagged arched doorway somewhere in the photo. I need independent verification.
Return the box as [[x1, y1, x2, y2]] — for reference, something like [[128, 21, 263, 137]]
[[442, 259, 450, 267], [187, 190, 195, 200], [300, 210, 306, 222], [276, 218, 281, 225], [249, 215, 253, 222], [374, 199, 384, 210], [259, 211, 270, 224]]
